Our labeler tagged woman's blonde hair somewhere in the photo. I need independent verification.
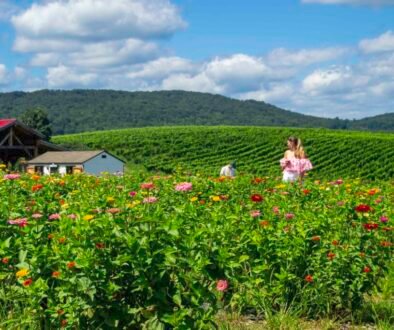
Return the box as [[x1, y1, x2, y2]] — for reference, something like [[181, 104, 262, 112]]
[[288, 136, 305, 158]]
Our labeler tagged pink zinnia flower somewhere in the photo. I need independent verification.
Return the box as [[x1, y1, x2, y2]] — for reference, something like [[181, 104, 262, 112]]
[[4, 173, 20, 180], [129, 191, 137, 197], [8, 218, 28, 227], [67, 214, 76, 219], [140, 182, 155, 190], [272, 206, 280, 214], [335, 179, 343, 185], [175, 182, 193, 191], [32, 213, 43, 219], [250, 210, 261, 218], [107, 208, 121, 214], [48, 213, 61, 221], [380, 216, 389, 223], [216, 279, 228, 292], [285, 213, 295, 220], [143, 197, 158, 204]]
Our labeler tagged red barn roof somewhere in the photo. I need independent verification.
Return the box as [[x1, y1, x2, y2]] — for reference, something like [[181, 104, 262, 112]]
[[0, 119, 17, 128]]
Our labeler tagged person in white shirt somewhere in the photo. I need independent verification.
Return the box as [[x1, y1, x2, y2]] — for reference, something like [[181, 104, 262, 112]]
[[220, 162, 236, 177]]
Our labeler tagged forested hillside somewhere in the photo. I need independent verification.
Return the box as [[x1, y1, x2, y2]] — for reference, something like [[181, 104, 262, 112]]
[[1, 90, 392, 134]]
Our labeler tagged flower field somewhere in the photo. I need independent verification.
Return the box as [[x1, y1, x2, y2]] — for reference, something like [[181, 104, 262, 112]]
[[0, 171, 393, 328]]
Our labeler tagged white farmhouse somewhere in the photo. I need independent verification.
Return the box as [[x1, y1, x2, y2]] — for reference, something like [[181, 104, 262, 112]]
[[26, 150, 125, 175]]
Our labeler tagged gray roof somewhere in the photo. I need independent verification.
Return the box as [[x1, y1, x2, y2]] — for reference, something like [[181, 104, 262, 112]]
[[27, 150, 106, 164]]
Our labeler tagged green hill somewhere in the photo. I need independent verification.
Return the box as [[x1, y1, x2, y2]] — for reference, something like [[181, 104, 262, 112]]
[[53, 126, 394, 180], [0, 90, 392, 134]]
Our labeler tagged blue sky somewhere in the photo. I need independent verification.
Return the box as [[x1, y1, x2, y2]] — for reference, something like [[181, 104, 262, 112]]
[[1, 0, 394, 119]]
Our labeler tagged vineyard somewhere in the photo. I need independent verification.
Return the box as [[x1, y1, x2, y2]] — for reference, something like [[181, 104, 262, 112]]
[[53, 126, 394, 180]]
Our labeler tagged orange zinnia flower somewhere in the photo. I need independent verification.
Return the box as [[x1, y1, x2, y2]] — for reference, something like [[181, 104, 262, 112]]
[[305, 275, 313, 283]]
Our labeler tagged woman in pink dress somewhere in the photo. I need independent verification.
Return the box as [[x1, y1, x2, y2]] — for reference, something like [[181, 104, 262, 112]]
[[280, 136, 313, 182]]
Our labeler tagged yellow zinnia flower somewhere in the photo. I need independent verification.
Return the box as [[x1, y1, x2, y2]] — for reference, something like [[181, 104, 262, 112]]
[[190, 197, 198, 202], [211, 196, 221, 202], [16, 268, 29, 278], [83, 214, 94, 221]]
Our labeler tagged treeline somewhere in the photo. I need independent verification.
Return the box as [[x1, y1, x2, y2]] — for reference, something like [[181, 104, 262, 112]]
[[0, 89, 393, 134]]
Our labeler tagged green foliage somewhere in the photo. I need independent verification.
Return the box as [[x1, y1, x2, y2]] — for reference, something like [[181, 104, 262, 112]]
[[53, 126, 394, 180], [1, 90, 393, 134], [18, 107, 52, 140], [0, 171, 392, 328]]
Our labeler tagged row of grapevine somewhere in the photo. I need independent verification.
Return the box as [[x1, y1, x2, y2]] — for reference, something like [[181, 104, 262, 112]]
[[53, 126, 394, 179]]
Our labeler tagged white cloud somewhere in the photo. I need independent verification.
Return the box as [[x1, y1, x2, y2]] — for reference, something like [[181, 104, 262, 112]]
[[359, 31, 394, 53], [11, 0, 186, 47], [302, 66, 370, 95], [267, 47, 349, 66], [238, 84, 295, 103], [302, 0, 394, 5], [161, 73, 224, 94], [46, 65, 98, 88], [0, 64, 7, 84], [127, 57, 197, 80]]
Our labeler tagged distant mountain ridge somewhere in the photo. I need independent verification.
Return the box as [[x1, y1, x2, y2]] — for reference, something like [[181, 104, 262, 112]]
[[0, 89, 392, 134]]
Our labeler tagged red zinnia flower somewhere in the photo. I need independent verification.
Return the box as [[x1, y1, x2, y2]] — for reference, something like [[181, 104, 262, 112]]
[[311, 236, 321, 242], [250, 194, 263, 202], [355, 204, 372, 213], [66, 261, 76, 269], [363, 266, 371, 273], [95, 242, 105, 249], [23, 278, 33, 286], [327, 252, 336, 260], [305, 275, 313, 283], [52, 271, 61, 278], [216, 279, 228, 291], [303, 189, 311, 195], [363, 223, 378, 231], [2, 257, 9, 264], [332, 240, 339, 246]]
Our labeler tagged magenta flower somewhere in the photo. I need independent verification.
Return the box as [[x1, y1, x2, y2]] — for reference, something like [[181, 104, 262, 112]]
[[175, 182, 193, 191], [250, 210, 261, 218], [48, 213, 61, 221], [216, 279, 228, 292], [4, 173, 20, 180], [67, 214, 77, 219], [129, 191, 137, 197], [285, 213, 295, 220], [143, 197, 158, 204], [380, 216, 389, 223], [32, 213, 43, 219], [8, 218, 28, 227]]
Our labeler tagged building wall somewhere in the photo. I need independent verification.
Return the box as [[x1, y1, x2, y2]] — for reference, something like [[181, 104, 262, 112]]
[[83, 152, 124, 175]]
